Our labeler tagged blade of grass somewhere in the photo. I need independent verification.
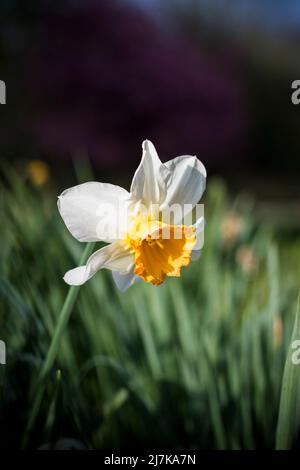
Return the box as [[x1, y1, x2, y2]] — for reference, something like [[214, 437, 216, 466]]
[[276, 294, 300, 449], [22, 241, 95, 448]]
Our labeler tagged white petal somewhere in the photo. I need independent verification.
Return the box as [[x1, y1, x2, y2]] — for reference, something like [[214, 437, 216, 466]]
[[191, 216, 204, 262], [112, 271, 136, 292], [63, 266, 88, 286], [160, 155, 206, 223], [193, 216, 205, 251], [63, 242, 134, 286], [191, 250, 202, 262], [58, 182, 130, 243], [130, 140, 170, 207]]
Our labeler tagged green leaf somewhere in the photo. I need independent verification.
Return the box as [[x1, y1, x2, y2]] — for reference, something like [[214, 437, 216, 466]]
[[276, 294, 300, 449]]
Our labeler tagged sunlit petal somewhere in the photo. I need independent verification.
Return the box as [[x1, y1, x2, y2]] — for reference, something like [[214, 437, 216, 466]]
[[58, 182, 130, 242], [63, 242, 134, 286], [130, 140, 170, 207], [161, 155, 206, 223], [193, 215, 205, 251], [112, 270, 137, 292]]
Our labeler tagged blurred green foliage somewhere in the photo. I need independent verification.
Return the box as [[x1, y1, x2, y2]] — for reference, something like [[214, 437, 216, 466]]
[[0, 165, 300, 449]]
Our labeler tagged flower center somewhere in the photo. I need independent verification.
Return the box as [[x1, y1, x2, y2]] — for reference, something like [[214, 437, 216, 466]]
[[125, 215, 196, 285]]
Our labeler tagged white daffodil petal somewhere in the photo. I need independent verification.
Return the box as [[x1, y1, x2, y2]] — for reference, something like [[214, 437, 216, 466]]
[[161, 155, 206, 224], [112, 271, 136, 292], [191, 215, 205, 262], [58, 182, 130, 243], [193, 216, 205, 251], [191, 250, 201, 262], [63, 266, 88, 286], [63, 242, 134, 286], [130, 140, 170, 208]]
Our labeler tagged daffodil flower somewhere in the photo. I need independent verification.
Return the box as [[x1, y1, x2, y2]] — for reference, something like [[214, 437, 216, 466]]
[[58, 140, 206, 291]]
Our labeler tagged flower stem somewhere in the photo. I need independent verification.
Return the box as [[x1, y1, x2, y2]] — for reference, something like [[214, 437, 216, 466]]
[[22, 242, 95, 448]]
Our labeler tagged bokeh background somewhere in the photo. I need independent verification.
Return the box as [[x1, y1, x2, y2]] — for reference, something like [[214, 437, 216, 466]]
[[1, 0, 300, 450]]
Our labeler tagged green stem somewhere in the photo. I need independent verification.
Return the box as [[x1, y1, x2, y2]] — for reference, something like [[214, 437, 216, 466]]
[[22, 242, 95, 448]]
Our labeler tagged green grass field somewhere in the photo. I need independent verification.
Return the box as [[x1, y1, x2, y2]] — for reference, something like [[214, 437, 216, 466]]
[[1, 164, 300, 449]]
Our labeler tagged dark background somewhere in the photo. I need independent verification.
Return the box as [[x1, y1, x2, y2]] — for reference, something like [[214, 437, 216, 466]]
[[0, 0, 300, 200]]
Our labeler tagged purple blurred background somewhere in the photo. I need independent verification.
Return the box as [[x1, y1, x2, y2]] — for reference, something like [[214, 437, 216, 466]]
[[0, 0, 300, 193], [28, 1, 247, 169]]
